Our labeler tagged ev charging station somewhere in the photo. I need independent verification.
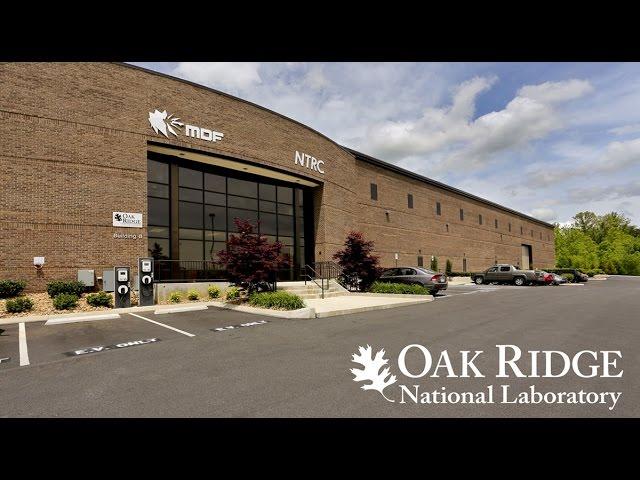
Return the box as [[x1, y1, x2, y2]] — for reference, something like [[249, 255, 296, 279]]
[[114, 266, 131, 308], [138, 257, 155, 306]]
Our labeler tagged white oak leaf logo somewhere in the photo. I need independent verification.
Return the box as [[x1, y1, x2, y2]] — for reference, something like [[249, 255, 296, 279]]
[[351, 345, 397, 402], [148, 109, 184, 138]]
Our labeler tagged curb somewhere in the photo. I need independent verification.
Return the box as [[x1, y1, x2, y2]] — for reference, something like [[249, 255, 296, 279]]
[[45, 313, 121, 325], [155, 305, 209, 315], [207, 302, 317, 319], [314, 298, 431, 318]]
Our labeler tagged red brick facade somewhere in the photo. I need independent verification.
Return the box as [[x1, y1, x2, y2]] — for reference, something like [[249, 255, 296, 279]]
[[0, 62, 555, 291]]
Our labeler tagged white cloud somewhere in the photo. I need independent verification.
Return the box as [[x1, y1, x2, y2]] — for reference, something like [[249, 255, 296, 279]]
[[609, 123, 640, 135], [529, 207, 558, 222], [172, 62, 262, 93], [568, 179, 640, 202], [517, 79, 594, 104]]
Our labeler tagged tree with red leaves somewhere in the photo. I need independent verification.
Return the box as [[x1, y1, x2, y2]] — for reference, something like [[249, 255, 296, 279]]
[[332, 231, 382, 291], [218, 218, 289, 292]]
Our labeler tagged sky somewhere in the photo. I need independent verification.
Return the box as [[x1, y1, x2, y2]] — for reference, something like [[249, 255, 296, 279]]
[[131, 62, 640, 226]]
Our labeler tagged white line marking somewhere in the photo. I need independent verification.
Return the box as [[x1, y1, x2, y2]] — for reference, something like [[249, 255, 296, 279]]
[[18, 322, 30, 366], [128, 313, 195, 337]]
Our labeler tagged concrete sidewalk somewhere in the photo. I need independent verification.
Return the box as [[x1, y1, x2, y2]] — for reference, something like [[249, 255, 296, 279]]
[[304, 294, 431, 318]]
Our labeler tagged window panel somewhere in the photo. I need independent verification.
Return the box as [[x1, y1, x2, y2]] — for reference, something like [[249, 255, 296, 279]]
[[228, 178, 257, 198], [205, 241, 227, 260], [436, 202, 441, 216], [179, 187, 202, 202], [179, 167, 203, 189], [228, 195, 258, 210], [278, 215, 294, 236], [260, 200, 276, 213], [205, 191, 226, 206], [279, 236, 294, 246], [179, 228, 203, 240], [370, 183, 378, 201], [278, 203, 294, 215], [148, 182, 169, 198], [259, 183, 276, 201], [204, 230, 226, 241], [297, 217, 304, 233], [147, 159, 169, 184], [179, 240, 203, 261], [204, 173, 226, 193], [228, 208, 258, 231], [179, 202, 203, 229], [148, 226, 169, 238], [148, 238, 170, 260], [296, 188, 304, 207], [277, 186, 293, 204], [204, 205, 225, 231], [259, 213, 277, 235], [148, 197, 170, 226]]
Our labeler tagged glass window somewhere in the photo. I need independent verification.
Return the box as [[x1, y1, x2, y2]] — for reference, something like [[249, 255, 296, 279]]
[[277, 186, 293, 204], [179, 240, 203, 261], [228, 178, 257, 198], [179, 187, 202, 202], [205, 173, 226, 193], [279, 236, 294, 246], [259, 200, 277, 213], [479, 214, 483, 225], [148, 238, 170, 260], [179, 228, 203, 240], [259, 184, 276, 201], [259, 213, 277, 235], [278, 203, 294, 215], [297, 216, 304, 233], [148, 197, 170, 226], [204, 205, 225, 231], [500, 266, 510, 272], [509, 223, 512, 232], [147, 159, 169, 184], [205, 191, 226, 206], [179, 167, 202, 189], [298, 246, 305, 266], [408, 194, 413, 209], [205, 241, 227, 260], [495, 219, 498, 228], [417, 256, 424, 267], [228, 195, 258, 210], [370, 183, 378, 201], [179, 202, 203, 229], [278, 215, 294, 236], [460, 209, 464, 221], [148, 182, 169, 198], [296, 188, 304, 207], [204, 230, 226, 241], [148, 226, 169, 238], [436, 202, 441, 216], [228, 209, 258, 231]]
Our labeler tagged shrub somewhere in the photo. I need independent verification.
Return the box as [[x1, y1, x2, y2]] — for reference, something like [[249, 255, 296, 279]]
[[0, 280, 27, 298], [224, 286, 241, 301], [169, 291, 182, 303], [370, 282, 432, 295], [248, 291, 305, 310], [187, 289, 200, 301], [47, 280, 86, 298], [53, 293, 79, 310], [207, 285, 221, 299], [445, 259, 453, 276], [86, 291, 113, 308], [333, 231, 382, 291], [561, 273, 575, 282], [448, 272, 472, 277], [430, 256, 439, 271], [5, 296, 34, 313]]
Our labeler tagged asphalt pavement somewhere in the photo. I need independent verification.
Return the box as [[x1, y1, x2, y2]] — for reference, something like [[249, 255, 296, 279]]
[[0, 276, 637, 417]]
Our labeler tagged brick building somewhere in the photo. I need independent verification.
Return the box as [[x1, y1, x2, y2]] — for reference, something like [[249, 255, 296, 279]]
[[0, 63, 555, 291]]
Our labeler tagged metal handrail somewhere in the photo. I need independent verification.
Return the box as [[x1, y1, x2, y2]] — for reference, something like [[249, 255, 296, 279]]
[[301, 261, 344, 299], [302, 264, 325, 298]]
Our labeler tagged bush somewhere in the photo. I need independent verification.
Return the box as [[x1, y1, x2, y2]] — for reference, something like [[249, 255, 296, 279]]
[[248, 291, 305, 310], [224, 286, 241, 301], [448, 272, 473, 277], [187, 289, 200, 301], [53, 293, 79, 310], [370, 282, 432, 295], [0, 280, 27, 298], [332, 231, 382, 291], [169, 291, 182, 303], [430, 256, 439, 271], [47, 280, 86, 298], [86, 291, 113, 308], [5, 296, 34, 313], [207, 285, 221, 299], [445, 259, 453, 276], [561, 273, 575, 282]]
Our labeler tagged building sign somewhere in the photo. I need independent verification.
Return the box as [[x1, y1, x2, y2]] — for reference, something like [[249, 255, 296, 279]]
[[148, 109, 224, 143], [113, 212, 143, 228], [295, 150, 325, 174]]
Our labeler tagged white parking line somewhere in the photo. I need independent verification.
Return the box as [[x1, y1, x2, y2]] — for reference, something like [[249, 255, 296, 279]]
[[128, 313, 196, 337], [18, 322, 30, 366]]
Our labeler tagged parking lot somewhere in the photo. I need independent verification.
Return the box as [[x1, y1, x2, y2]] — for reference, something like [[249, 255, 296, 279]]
[[0, 276, 637, 417]]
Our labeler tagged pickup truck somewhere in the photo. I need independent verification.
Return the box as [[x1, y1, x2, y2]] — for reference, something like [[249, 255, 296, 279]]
[[471, 264, 537, 286]]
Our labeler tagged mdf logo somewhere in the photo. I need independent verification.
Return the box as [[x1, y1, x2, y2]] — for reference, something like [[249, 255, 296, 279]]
[[148, 109, 224, 143]]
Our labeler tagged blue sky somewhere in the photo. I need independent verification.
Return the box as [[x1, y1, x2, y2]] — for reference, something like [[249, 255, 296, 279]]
[[131, 62, 640, 225]]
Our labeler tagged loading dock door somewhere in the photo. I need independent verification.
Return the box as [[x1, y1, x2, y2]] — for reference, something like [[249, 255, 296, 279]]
[[521, 244, 532, 270]]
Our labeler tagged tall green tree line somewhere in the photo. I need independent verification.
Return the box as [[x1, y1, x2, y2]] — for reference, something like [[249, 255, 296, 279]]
[[555, 211, 640, 275]]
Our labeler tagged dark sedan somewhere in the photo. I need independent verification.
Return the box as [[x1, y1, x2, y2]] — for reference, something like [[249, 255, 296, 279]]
[[377, 267, 448, 293]]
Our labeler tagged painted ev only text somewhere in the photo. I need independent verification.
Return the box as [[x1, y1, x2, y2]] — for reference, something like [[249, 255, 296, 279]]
[[294, 150, 325, 174]]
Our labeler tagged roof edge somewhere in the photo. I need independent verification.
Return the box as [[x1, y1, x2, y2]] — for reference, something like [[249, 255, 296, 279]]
[[345, 147, 554, 229]]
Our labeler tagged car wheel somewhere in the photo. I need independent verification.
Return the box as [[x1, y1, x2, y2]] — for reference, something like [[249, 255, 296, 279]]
[[514, 277, 525, 286], [474, 276, 484, 285]]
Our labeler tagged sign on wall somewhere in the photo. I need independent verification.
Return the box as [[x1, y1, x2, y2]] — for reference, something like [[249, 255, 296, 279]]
[[148, 109, 224, 143], [113, 212, 143, 228], [294, 150, 325, 174]]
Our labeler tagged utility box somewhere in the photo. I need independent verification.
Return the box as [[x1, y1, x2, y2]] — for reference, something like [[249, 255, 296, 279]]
[[102, 270, 115, 292], [78, 269, 95, 287]]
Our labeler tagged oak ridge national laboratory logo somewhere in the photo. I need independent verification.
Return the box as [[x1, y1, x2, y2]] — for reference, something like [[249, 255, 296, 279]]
[[350, 344, 624, 410], [148, 108, 224, 142]]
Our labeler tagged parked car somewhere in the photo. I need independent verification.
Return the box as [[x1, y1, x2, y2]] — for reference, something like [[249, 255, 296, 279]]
[[534, 270, 554, 286], [546, 268, 589, 283], [377, 267, 448, 293], [551, 273, 568, 285], [471, 264, 537, 286]]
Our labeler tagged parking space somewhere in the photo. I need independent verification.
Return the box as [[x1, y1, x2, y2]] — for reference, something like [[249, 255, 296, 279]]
[[434, 283, 522, 299], [0, 323, 20, 370]]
